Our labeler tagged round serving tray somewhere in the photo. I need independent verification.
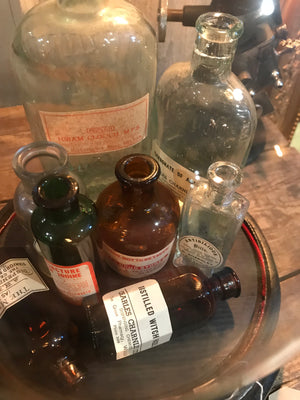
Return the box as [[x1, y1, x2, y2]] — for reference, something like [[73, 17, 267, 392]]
[[0, 202, 280, 400]]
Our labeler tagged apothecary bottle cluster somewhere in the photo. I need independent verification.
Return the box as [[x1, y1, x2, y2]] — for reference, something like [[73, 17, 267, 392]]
[[6, 0, 254, 381]]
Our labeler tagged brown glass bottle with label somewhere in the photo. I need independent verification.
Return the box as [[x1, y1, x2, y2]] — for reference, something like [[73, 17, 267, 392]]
[[95, 154, 180, 278], [84, 266, 241, 361]]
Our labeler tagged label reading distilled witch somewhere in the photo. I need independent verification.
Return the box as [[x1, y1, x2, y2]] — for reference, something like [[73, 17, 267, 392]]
[[0, 258, 48, 318], [45, 260, 99, 305], [103, 280, 172, 360], [179, 236, 223, 268], [39, 94, 149, 155], [102, 239, 174, 278]]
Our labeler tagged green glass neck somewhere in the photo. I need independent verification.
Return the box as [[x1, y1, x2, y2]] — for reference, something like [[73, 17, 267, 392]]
[[43, 199, 80, 222]]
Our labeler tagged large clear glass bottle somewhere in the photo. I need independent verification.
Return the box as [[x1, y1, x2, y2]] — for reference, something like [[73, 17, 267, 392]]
[[12, 0, 157, 200], [31, 174, 99, 305], [173, 161, 249, 276], [84, 266, 241, 361], [152, 12, 257, 202], [95, 154, 180, 278]]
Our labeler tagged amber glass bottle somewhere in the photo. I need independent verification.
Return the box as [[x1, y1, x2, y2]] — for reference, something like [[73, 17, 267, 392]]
[[95, 154, 180, 278], [84, 267, 241, 361], [0, 247, 85, 389]]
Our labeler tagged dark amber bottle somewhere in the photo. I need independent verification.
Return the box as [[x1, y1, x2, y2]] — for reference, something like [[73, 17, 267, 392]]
[[84, 266, 241, 361], [95, 154, 180, 278], [0, 247, 85, 389], [31, 175, 99, 305]]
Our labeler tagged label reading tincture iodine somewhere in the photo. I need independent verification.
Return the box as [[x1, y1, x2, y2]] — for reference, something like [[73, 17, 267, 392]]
[[103, 279, 173, 360]]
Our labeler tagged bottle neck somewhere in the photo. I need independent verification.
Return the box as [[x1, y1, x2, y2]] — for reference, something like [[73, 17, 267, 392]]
[[191, 13, 243, 82], [13, 142, 69, 193], [191, 37, 235, 81], [43, 198, 80, 222], [209, 267, 241, 300], [206, 161, 242, 207], [33, 175, 81, 221], [116, 154, 160, 194]]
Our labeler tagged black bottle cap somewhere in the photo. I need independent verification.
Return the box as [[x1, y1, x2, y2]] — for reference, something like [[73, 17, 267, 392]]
[[212, 266, 241, 299]]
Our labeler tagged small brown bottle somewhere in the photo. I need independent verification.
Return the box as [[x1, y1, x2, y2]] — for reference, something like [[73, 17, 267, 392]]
[[84, 267, 241, 361], [95, 154, 180, 278]]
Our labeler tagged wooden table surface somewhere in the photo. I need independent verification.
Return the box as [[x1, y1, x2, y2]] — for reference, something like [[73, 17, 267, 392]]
[[0, 106, 299, 397]]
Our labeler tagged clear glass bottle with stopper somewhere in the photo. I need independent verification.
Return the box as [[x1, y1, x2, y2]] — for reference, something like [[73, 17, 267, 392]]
[[173, 161, 249, 276], [12, 0, 157, 200], [152, 12, 257, 202]]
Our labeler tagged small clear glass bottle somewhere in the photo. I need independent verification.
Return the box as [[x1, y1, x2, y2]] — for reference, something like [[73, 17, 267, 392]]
[[173, 161, 249, 276], [12, 141, 82, 232], [152, 12, 257, 202], [84, 266, 241, 360], [12, 0, 157, 200], [31, 174, 99, 305], [95, 154, 180, 278]]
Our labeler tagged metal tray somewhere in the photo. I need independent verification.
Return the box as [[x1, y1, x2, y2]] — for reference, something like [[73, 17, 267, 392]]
[[0, 202, 280, 400]]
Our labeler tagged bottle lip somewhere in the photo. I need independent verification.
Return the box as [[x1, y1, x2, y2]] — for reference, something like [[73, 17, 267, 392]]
[[32, 174, 79, 210], [195, 12, 244, 43], [12, 141, 68, 182], [115, 153, 160, 186], [207, 161, 243, 191], [213, 266, 241, 299]]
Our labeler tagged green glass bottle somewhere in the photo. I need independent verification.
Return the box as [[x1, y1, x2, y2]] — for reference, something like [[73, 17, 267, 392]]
[[31, 175, 99, 305]]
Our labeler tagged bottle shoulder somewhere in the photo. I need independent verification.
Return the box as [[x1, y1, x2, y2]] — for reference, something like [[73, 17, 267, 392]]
[[157, 65, 256, 114], [13, 0, 156, 61], [185, 184, 249, 219], [31, 197, 96, 243], [96, 181, 179, 218]]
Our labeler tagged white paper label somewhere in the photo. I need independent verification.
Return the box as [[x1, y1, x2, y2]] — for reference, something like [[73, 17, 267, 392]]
[[151, 140, 195, 202], [39, 94, 149, 155], [0, 258, 48, 318], [179, 236, 223, 268], [45, 260, 99, 305], [103, 279, 172, 360], [102, 239, 174, 278]]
